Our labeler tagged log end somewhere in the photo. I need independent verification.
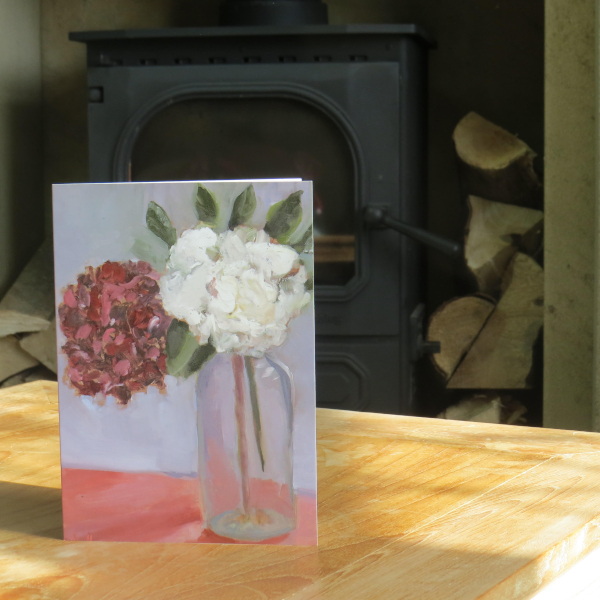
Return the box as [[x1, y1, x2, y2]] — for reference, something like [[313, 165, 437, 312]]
[[453, 111, 535, 170]]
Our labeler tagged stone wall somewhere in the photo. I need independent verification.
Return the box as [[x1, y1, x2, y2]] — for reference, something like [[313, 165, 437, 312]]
[[545, 0, 596, 431]]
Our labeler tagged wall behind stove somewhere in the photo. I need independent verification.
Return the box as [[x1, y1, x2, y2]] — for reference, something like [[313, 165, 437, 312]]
[[0, 1, 44, 299], [40, 0, 205, 229]]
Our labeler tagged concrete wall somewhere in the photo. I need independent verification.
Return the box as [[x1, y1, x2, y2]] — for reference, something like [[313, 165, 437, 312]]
[[545, 0, 596, 431], [0, 1, 44, 298], [41, 0, 194, 226], [594, 3, 600, 432]]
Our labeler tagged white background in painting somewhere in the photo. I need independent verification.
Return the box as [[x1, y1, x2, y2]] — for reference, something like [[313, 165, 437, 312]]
[[54, 181, 316, 493]]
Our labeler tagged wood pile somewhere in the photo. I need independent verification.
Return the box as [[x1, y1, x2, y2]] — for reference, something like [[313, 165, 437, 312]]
[[453, 111, 542, 207], [0, 239, 57, 389], [437, 393, 527, 425], [429, 112, 543, 424]]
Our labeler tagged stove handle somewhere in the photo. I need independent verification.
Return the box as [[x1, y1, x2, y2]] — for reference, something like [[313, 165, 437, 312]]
[[363, 206, 462, 259]]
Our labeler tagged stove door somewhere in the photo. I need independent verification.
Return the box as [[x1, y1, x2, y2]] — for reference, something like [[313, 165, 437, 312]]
[[129, 96, 356, 288], [86, 56, 423, 414]]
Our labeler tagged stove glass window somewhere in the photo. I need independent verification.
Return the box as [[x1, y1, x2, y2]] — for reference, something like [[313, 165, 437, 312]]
[[130, 97, 356, 286]]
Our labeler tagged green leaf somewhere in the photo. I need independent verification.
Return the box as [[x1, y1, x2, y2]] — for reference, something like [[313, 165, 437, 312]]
[[304, 275, 314, 291], [146, 201, 177, 247], [166, 319, 215, 378], [166, 319, 190, 360], [195, 184, 219, 225], [181, 344, 216, 379], [264, 190, 303, 243], [166, 332, 199, 378], [228, 185, 257, 229], [292, 225, 313, 254]]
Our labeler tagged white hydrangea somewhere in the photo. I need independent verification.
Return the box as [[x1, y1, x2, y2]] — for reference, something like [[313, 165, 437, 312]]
[[159, 226, 311, 357]]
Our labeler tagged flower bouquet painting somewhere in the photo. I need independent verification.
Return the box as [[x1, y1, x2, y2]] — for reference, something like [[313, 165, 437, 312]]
[[53, 180, 316, 545]]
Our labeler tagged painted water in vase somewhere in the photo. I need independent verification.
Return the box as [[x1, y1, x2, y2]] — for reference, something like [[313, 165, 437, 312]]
[[197, 353, 295, 541]]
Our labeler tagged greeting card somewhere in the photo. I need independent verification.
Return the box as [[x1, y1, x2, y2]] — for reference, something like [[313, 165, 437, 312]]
[[53, 180, 316, 545]]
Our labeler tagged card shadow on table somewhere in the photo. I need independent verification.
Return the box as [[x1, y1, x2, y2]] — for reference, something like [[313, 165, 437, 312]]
[[0, 480, 63, 540]]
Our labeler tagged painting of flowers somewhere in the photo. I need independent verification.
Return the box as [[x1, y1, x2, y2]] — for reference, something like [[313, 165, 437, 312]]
[[53, 180, 316, 545]]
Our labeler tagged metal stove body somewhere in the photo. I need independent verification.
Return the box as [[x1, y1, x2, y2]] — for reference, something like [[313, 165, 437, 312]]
[[72, 21, 433, 414]]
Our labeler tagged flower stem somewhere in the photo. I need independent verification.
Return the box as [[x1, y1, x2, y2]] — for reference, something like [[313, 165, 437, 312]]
[[232, 354, 250, 515], [245, 356, 265, 471]]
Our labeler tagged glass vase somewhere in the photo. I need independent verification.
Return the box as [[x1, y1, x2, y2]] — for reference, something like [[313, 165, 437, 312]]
[[196, 352, 296, 542]]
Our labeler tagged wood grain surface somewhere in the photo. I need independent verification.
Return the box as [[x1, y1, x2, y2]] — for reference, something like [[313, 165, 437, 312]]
[[2, 382, 600, 599]]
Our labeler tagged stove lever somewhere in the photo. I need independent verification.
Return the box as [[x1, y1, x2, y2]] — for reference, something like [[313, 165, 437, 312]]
[[364, 206, 462, 259]]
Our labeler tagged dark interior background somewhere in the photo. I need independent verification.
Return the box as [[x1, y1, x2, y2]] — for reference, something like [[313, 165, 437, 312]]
[[41, 0, 544, 414]]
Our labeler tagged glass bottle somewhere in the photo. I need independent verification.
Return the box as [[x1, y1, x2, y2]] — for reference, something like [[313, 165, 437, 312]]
[[196, 352, 295, 542]]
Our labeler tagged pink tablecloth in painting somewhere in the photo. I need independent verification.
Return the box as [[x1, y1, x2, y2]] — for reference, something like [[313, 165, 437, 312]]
[[61, 468, 317, 545]]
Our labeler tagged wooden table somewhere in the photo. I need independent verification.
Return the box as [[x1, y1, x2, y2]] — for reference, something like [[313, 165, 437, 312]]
[[2, 382, 600, 599]]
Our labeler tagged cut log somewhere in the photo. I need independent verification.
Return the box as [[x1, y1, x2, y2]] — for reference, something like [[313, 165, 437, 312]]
[[0, 238, 54, 336], [438, 393, 527, 425], [453, 112, 542, 207], [0, 310, 51, 337], [448, 253, 543, 389], [438, 394, 502, 423], [502, 397, 529, 425], [0, 365, 57, 389], [465, 195, 543, 294], [427, 295, 496, 380], [19, 319, 57, 374], [518, 220, 544, 259], [0, 336, 39, 383]]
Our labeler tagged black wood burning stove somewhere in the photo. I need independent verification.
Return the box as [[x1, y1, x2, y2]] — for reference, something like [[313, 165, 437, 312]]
[[71, 1, 453, 415]]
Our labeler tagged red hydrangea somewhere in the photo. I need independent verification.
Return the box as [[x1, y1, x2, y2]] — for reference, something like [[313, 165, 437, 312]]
[[58, 260, 172, 404]]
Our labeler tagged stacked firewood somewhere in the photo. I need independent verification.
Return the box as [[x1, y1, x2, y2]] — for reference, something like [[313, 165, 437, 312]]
[[430, 112, 543, 424], [0, 239, 57, 388]]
